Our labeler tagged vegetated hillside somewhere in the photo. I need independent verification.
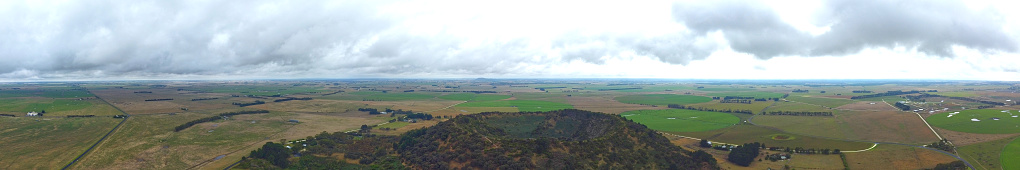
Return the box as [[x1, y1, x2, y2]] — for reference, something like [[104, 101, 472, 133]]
[[396, 109, 719, 169]]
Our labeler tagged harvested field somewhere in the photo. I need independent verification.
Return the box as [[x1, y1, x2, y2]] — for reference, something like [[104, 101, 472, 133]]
[[934, 127, 1019, 146], [565, 96, 664, 114], [837, 110, 939, 144], [836, 101, 901, 111], [0, 118, 120, 169], [844, 145, 958, 170]]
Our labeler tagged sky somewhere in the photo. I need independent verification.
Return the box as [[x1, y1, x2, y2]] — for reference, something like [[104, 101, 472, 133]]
[[1, 0, 1019, 81]]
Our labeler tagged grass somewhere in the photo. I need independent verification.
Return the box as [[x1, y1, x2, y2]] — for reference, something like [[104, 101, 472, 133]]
[[694, 87, 756, 92], [956, 136, 1016, 170], [0, 98, 92, 113], [765, 101, 832, 112], [753, 115, 847, 139], [672, 124, 873, 150], [376, 121, 410, 129], [609, 85, 694, 92], [1003, 137, 1020, 170], [926, 109, 1020, 134], [621, 109, 739, 132], [437, 93, 511, 101], [456, 100, 572, 112], [614, 94, 712, 106], [0, 117, 120, 169], [188, 85, 328, 96], [323, 91, 438, 101], [0, 89, 94, 98], [785, 95, 857, 108], [706, 91, 786, 98]]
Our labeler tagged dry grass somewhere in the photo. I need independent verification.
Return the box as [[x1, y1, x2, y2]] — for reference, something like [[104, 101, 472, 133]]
[[565, 96, 664, 114], [837, 110, 940, 144], [844, 145, 958, 170], [934, 127, 1020, 146], [837, 101, 901, 111]]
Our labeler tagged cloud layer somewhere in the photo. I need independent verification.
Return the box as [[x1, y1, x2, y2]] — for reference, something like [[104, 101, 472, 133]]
[[0, 0, 1017, 80]]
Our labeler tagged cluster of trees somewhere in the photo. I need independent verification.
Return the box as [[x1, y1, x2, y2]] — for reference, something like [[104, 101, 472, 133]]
[[720, 99, 753, 104], [928, 139, 955, 152], [767, 147, 840, 154], [66, 115, 95, 118], [850, 90, 920, 99], [405, 113, 434, 120], [273, 97, 312, 102], [190, 98, 218, 101], [727, 142, 762, 166], [781, 94, 789, 98], [0, 114, 15, 117], [388, 109, 416, 117], [852, 90, 873, 93], [765, 111, 833, 116], [792, 89, 809, 93], [133, 91, 152, 93], [144, 98, 173, 101], [932, 161, 967, 170], [173, 110, 269, 132], [247, 142, 291, 168], [668, 104, 754, 114], [232, 100, 265, 107], [320, 90, 344, 96], [894, 102, 911, 111], [358, 108, 382, 115]]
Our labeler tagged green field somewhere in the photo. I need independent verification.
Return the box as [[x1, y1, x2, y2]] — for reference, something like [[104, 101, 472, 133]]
[[1003, 138, 1020, 170], [611, 85, 694, 92], [325, 91, 438, 101], [672, 124, 873, 150], [614, 94, 712, 106], [621, 109, 739, 132], [707, 91, 786, 98], [752, 115, 847, 139], [0, 89, 94, 98], [694, 87, 756, 92], [189, 85, 328, 96], [437, 93, 511, 101], [766, 101, 832, 112], [926, 109, 1020, 134], [957, 136, 1016, 170], [785, 95, 856, 108], [0, 98, 92, 113], [457, 100, 573, 112], [0, 118, 120, 169]]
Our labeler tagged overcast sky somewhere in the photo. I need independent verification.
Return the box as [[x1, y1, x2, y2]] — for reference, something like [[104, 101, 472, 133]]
[[2, 0, 1019, 81]]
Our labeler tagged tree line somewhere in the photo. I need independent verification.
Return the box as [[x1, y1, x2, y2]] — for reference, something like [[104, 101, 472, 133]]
[[852, 90, 872, 93], [765, 111, 833, 116], [792, 89, 809, 93], [894, 102, 911, 111], [144, 98, 173, 101], [767, 146, 840, 155], [67, 115, 95, 118], [273, 97, 312, 102], [727, 142, 762, 166], [190, 97, 218, 101], [232, 100, 266, 107], [668, 104, 754, 114], [173, 110, 269, 132], [849, 90, 920, 99]]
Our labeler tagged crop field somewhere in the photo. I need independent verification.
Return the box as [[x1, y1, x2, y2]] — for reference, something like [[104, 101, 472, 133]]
[[836, 101, 901, 111], [765, 101, 832, 112], [838, 110, 939, 144], [614, 94, 712, 106], [0, 89, 94, 98], [706, 91, 785, 98], [957, 136, 1017, 170], [672, 124, 873, 150], [1003, 138, 1020, 170], [456, 100, 572, 112], [844, 144, 958, 170], [565, 96, 663, 114], [437, 93, 511, 101], [324, 91, 438, 101], [611, 85, 694, 92], [0, 98, 92, 113], [622, 109, 740, 132], [185, 85, 329, 96], [0, 118, 120, 169], [752, 115, 847, 139], [785, 95, 857, 108], [687, 101, 775, 114], [926, 109, 1020, 134]]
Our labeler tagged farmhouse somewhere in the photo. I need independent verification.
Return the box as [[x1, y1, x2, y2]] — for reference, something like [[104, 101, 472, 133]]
[[26, 112, 38, 116]]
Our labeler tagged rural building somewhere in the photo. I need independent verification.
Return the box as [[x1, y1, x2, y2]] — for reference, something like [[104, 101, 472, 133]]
[[26, 112, 38, 116]]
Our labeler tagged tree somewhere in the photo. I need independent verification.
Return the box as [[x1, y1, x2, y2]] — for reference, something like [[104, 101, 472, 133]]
[[699, 139, 711, 148], [249, 142, 291, 168]]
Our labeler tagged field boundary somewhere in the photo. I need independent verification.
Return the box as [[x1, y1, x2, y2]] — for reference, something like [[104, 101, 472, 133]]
[[62, 93, 130, 170]]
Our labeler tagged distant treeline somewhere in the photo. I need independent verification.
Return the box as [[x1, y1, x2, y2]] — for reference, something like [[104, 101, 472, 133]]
[[767, 147, 840, 155], [668, 104, 754, 114], [134, 91, 153, 93], [720, 99, 753, 104], [765, 111, 832, 116], [894, 102, 911, 111], [274, 97, 312, 102], [359, 108, 383, 115], [233, 100, 266, 107], [320, 90, 344, 96], [852, 90, 872, 93], [67, 115, 95, 118], [792, 89, 809, 93], [849, 90, 920, 99], [0, 114, 15, 117], [174, 110, 269, 132], [145, 98, 173, 101], [191, 98, 219, 101], [597, 87, 643, 91], [419, 90, 498, 94]]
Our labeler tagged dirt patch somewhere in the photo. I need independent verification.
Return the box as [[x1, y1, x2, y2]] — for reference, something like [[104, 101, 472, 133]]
[[565, 96, 664, 114], [837, 101, 900, 111], [934, 127, 1020, 146]]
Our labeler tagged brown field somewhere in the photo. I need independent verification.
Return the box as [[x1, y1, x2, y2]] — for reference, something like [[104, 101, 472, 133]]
[[90, 89, 238, 115], [668, 136, 844, 170], [934, 127, 1020, 146], [837, 101, 900, 111], [0, 118, 120, 170], [837, 110, 939, 144], [565, 96, 664, 114], [844, 145, 958, 170]]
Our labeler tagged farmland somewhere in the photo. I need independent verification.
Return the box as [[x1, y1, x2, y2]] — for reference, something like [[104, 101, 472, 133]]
[[927, 109, 1020, 134], [456, 99, 573, 112], [622, 109, 740, 132], [614, 94, 712, 106], [1003, 138, 1020, 170]]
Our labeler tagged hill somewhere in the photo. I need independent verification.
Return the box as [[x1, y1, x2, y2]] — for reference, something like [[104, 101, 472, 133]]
[[396, 109, 719, 169]]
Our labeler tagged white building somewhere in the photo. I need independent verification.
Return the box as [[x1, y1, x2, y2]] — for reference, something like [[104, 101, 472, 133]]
[[26, 112, 38, 116]]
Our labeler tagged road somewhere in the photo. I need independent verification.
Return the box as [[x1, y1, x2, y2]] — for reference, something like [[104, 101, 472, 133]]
[[62, 92, 131, 170]]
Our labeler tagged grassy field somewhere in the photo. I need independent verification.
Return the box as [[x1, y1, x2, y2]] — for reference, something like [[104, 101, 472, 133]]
[[672, 124, 873, 150], [437, 93, 511, 101], [323, 91, 438, 101], [926, 109, 1020, 134], [0, 117, 120, 169], [456, 100, 572, 112], [765, 101, 833, 112], [843, 144, 959, 170], [706, 91, 785, 98], [614, 94, 712, 106], [785, 95, 857, 108], [957, 136, 1017, 170], [0, 98, 92, 113], [0, 89, 94, 98], [376, 121, 410, 129], [622, 109, 740, 132], [612, 85, 694, 92], [187, 85, 328, 96], [1003, 137, 1020, 170], [753, 115, 847, 139]]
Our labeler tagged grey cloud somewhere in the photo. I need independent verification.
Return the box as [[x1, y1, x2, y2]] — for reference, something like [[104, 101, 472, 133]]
[[672, 0, 1018, 59], [554, 32, 721, 65]]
